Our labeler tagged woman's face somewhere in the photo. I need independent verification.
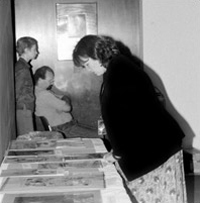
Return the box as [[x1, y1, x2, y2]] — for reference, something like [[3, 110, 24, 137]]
[[79, 57, 106, 76]]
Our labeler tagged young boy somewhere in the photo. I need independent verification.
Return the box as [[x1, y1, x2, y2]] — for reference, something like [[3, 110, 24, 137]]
[[15, 36, 39, 135]]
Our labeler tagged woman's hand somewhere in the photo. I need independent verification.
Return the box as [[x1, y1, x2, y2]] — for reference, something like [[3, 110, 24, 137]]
[[103, 150, 117, 163]]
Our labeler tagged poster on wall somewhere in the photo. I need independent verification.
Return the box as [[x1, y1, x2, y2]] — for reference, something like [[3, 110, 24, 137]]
[[56, 3, 97, 61]]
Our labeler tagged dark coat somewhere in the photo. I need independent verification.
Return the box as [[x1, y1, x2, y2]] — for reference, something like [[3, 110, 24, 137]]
[[100, 54, 185, 181], [15, 58, 35, 111]]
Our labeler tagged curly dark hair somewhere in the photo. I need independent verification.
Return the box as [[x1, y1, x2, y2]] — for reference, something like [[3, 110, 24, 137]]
[[73, 35, 119, 68]]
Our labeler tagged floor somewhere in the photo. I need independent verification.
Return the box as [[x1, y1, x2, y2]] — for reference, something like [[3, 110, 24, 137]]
[[186, 174, 200, 203], [184, 150, 200, 203]]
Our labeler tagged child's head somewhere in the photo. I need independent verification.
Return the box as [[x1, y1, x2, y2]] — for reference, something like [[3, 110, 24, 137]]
[[16, 36, 39, 60]]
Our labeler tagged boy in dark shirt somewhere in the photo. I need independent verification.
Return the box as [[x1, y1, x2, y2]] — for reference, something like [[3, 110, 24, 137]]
[[15, 36, 39, 135]]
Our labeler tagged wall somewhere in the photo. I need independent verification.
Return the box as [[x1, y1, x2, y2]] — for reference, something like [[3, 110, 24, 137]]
[[0, 0, 16, 162], [142, 0, 200, 148], [14, 0, 141, 128]]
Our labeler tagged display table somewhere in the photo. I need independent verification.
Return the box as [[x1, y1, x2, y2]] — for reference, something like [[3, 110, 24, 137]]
[[0, 132, 132, 203]]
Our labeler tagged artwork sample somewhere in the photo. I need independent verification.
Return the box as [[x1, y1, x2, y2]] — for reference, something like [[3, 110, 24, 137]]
[[2, 190, 102, 203], [7, 147, 96, 157], [9, 139, 93, 151], [3, 153, 106, 164], [1, 160, 105, 177], [0, 172, 105, 193], [16, 131, 63, 141]]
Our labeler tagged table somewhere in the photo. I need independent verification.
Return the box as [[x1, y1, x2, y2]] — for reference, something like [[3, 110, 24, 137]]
[[0, 133, 132, 203]]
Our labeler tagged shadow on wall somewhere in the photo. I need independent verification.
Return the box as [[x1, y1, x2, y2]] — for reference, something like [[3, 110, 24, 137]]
[[143, 65, 195, 149], [116, 40, 195, 149]]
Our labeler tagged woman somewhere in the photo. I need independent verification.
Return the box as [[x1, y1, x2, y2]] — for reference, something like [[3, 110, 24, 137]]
[[73, 35, 187, 203]]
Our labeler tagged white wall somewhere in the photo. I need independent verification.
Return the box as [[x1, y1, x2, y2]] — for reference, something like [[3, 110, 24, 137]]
[[142, 0, 200, 149]]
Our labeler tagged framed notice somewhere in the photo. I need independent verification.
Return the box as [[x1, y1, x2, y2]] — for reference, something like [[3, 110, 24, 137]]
[[56, 3, 97, 60]]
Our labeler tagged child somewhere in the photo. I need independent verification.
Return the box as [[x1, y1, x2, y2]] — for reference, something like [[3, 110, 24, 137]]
[[15, 36, 39, 135]]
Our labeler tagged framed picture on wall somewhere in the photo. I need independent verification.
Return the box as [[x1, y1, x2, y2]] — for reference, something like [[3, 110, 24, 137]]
[[56, 3, 97, 61]]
